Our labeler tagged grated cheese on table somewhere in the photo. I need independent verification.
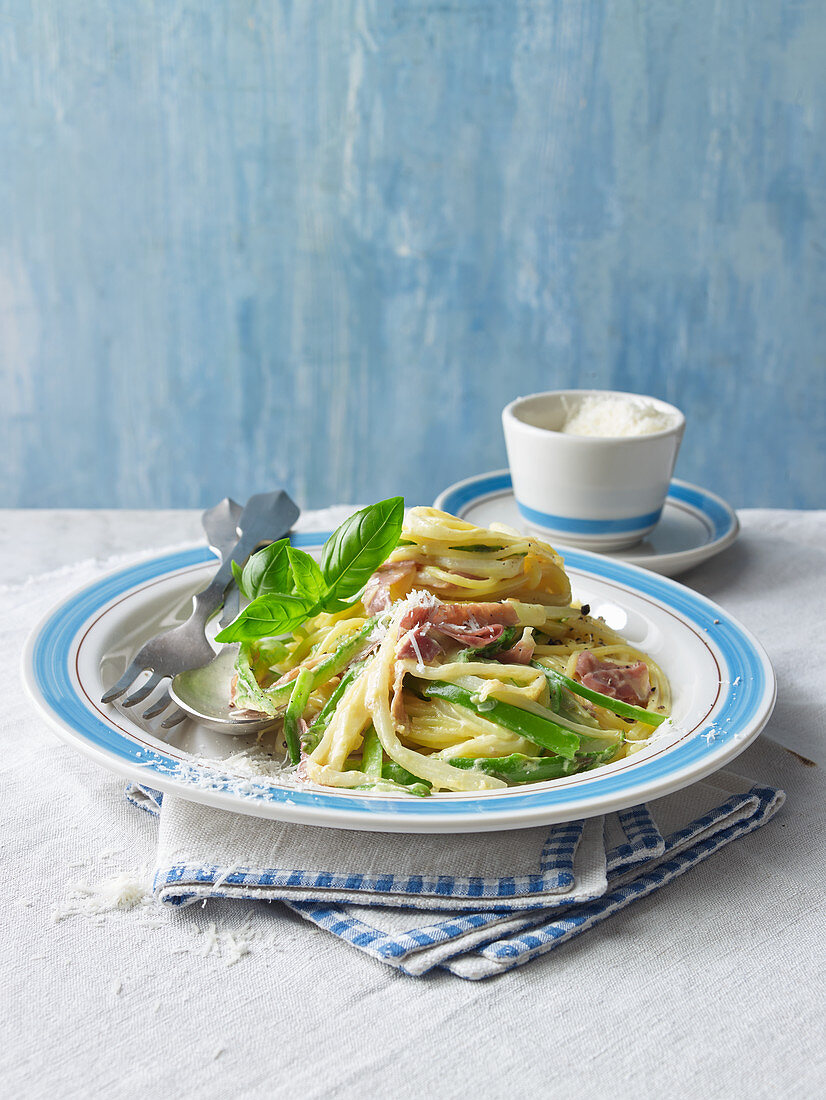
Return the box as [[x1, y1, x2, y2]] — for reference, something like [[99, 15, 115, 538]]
[[53, 860, 273, 970], [52, 871, 152, 922]]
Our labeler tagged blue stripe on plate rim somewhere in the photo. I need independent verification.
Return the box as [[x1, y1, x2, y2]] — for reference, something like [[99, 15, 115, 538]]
[[438, 472, 735, 543], [22, 530, 775, 829]]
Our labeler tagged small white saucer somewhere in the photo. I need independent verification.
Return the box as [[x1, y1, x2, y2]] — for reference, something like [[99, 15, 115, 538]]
[[434, 471, 739, 578]]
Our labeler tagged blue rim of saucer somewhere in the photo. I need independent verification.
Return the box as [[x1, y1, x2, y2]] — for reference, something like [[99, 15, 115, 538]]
[[436, 472, 736, 548], [24, 528, 773, 828]]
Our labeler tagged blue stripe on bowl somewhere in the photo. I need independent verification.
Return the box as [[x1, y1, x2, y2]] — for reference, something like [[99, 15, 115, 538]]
[[438, 472, 736, 546], [515, 500, 662, 535], [28, 529, 769, 823]]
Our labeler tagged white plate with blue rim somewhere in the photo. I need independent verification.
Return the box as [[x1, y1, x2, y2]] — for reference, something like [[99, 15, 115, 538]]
[[434, 471, 739, 578], [22, 524, 774, 833]]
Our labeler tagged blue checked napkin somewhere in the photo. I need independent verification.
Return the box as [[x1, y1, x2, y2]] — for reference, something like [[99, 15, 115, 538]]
[[127, 769, 783, 979]]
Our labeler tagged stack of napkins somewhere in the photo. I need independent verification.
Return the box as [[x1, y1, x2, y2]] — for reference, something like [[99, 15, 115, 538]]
[[127, 769, 783, 980]]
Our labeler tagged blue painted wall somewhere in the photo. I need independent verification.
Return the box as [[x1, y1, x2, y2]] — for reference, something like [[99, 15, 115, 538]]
[[1, 1, 824, 510]]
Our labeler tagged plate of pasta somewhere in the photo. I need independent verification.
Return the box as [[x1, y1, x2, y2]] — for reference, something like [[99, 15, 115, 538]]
[[23, 502, 776, 832]]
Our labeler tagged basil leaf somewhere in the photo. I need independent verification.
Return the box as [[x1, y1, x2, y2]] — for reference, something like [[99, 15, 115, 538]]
[[231, 560, 247, 598], [215, 593, 314, 643], [287, 546, 327, 604], [241, 539, 292, 599], [320, 497, 404, 602]]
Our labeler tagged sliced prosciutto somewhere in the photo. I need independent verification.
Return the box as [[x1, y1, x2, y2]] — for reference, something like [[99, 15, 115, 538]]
[[575, 651, 650, 706], [396, 629, 442, 664], [362, 560, 419, 614], [495, 630, 536, 665], [396, 600, 519, 662]]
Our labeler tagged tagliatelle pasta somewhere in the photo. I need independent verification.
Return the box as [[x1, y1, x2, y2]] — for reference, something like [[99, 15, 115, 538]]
[[231, 507, 670, 796]]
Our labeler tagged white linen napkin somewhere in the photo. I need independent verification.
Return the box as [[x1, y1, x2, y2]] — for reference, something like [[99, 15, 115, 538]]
[[129, 768, 784, 979]]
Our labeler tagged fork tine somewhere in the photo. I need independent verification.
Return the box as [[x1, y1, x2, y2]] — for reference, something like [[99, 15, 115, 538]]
[[122, 671, 162, 708], [101, 663, 147, 705], [160, 708, 188, 729], [142, 690, 173, 721]]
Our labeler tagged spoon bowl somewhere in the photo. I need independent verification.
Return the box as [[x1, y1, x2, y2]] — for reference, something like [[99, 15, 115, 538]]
[[169, 647, 279, 735]]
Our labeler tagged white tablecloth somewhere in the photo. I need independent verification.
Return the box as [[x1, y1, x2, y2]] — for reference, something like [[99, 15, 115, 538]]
[[3, 508, 825, 1098]]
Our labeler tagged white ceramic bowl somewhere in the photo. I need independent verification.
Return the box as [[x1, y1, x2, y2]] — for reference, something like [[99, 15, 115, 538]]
[[502, 390, 685, 551]]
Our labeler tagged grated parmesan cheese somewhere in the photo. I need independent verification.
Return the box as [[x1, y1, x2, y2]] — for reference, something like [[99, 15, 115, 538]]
[[54, 864, 270, 970], [52, 871, 152, 922], [560, 395, 677, 438]]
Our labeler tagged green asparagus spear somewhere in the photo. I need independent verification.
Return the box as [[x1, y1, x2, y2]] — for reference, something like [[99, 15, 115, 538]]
[[447, 753, 580, 783], [301, 659, 368, 752], [283, 666, 315, 765], [421, 680, 580, 760], [235, 618, 377, 719], [532, 662, 667, 727], [355, 778, 432, 797], [382, 762, 432, 789], [346, 759, 433, 796], [360, 725, 384, 779]]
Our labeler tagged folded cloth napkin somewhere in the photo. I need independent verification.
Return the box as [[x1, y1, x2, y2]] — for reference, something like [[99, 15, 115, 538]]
[[127, 767, 784, 979]]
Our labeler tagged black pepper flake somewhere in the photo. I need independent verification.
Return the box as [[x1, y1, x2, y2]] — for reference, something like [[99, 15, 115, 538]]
[[580, 604, 591, 616]]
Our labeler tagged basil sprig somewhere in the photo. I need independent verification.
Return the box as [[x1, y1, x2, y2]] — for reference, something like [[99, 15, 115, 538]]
[[215, 497, 404, 644], [233, 539, 292, 600]]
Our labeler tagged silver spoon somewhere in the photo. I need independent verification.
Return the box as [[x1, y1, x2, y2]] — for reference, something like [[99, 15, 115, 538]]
[[168, 491, 298, 735], [169, 646, 276, 735]]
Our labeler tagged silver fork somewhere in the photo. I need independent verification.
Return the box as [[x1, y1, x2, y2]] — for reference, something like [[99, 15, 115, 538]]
[[129, 495, 243, 727], [101, 490, 300, 727], [203, 496, 243, 633]]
